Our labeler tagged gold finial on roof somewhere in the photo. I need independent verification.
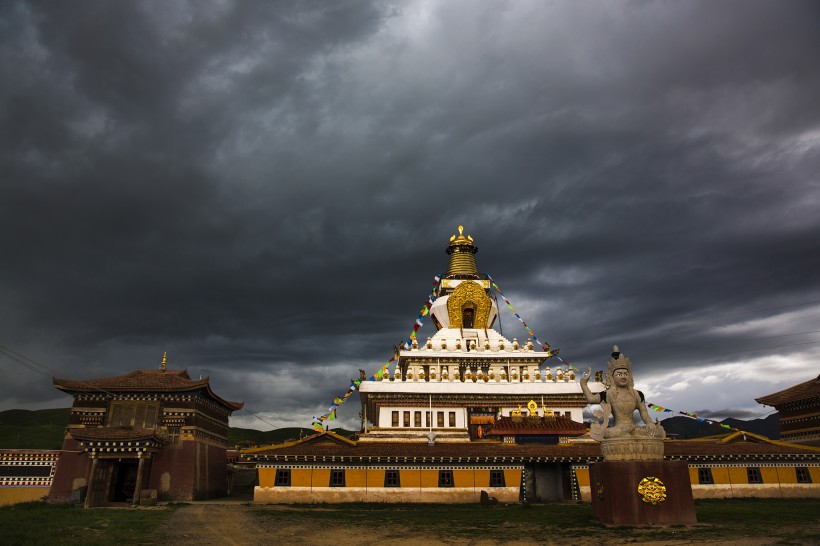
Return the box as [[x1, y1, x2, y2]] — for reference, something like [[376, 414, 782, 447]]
[[449, 225, 474, 245], [445, 225, 479, 279], [160, 352, 167, 372]]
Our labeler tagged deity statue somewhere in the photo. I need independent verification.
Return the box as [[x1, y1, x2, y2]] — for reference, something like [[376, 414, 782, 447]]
[[580, 346, 664, 442]]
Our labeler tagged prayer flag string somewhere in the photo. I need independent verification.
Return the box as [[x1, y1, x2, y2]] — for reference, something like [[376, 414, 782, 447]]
[[311, 274, 442, 430], [646, 402, 739, 431], [485, 273, 572, 368]]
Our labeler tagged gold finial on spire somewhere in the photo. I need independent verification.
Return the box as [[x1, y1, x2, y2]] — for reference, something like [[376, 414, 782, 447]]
[[445, 225, 479, 279], [160, 352, 167, 372], [449, 225, 474, 245]]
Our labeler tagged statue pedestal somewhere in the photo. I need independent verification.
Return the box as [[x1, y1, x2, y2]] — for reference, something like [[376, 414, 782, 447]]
[[590, 460, 697, 526]]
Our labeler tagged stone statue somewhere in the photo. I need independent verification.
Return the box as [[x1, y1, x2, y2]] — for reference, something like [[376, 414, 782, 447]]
[[580, 346, 664, 443]]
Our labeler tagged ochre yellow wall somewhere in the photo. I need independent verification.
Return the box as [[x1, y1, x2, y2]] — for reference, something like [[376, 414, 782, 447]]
[[346, 469, 367, 488], [726, 467, 745, 485], [688, 467, 698, 483], [453, 469, 473, 488], [420, 469, 438, 488], [576, 467, 591, 487], [775, 467, 795, 484], [474, 469, 490, 488], [0, 487, 50, 506], [312, 469, 330, 488], [402, 469, 422, 488], [810, 467, 820, 482], [292, 469, 312, 487], [366, 469, 385, 488], [760, 467, 779, 483], [258, 467, 275, 487], [504, 469, 522, 488]]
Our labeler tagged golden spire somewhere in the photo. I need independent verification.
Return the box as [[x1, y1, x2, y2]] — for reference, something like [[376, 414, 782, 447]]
[[445, 225, 479, 279], [160, 352, 167, 372]]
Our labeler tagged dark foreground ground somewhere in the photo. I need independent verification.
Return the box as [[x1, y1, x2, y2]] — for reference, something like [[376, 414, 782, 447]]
[[1, 498, 818, 545]]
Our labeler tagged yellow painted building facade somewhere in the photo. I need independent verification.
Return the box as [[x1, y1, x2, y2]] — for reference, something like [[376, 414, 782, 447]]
[[573, 463, 820, 502], [0, 450, 59, 506], [255, 465, 522, 503]]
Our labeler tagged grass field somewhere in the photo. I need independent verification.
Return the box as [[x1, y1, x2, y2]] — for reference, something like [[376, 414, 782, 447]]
[[2, 499, 818, 545], [0, 501, 175, 546], [253, 498, 820, 544]]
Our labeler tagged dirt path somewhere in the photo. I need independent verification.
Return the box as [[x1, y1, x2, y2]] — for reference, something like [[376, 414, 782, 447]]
[[157, 503, 273, 546], [157, 502, 817, 546]]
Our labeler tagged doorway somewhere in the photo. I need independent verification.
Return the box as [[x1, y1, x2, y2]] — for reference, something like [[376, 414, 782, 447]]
[[110, 460, 139, 502]]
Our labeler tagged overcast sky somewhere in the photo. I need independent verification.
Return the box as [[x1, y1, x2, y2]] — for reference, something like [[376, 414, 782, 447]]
[[2, 1, 819, 431]]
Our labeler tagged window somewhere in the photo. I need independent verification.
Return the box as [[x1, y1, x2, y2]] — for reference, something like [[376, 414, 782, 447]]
[[391, 411, 399, 427], [489, 470, 505, 488], [108, 400, 160, 429], [438, 470, 454, 487], [437, 412, 445, 428], [449, 412, 456, 427], [747, 467, 763, 484], [697, 467, 714, 484], [414, 412, 422, 428], [403, 411, 411, 427], [167, 426, 180, 444], [564, 411, 572, 418], [425, 411, 431, 427], [275, 469, 291, 487], [330, 469, 346, 487], [385, 469, 400, 487], [796, 467, 812, 484]]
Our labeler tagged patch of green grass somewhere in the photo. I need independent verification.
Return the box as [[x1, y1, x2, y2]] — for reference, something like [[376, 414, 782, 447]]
[[253, 499, 820, 543], [0, 501, 174, 546]]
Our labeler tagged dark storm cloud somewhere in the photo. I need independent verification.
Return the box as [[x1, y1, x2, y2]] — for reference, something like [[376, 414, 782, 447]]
[[1, 1, 819, 427]]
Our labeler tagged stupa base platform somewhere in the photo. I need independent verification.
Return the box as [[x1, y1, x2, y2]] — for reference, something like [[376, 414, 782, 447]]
[[590, 460, 697, 526]]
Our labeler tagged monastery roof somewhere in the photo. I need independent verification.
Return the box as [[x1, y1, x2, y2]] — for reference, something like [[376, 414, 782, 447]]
[[486, 416, 588, 437], [243, 432, 819, 463], [53, 369, 243, 411], [68, 426, 166, 443], [756, 374, 820, 406]]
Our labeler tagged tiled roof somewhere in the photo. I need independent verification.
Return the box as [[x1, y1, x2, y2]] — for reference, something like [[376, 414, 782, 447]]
[[53, 369, 243, 411], [486, 416, 588, 436], [243, 434, 820, 463], [756, 374, 820, 406], [246, 440, 598, 461], [69, 427, 166, 443]]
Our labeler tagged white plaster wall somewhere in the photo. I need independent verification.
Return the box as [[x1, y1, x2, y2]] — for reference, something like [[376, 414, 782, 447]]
[[377, 406, 467, 428]]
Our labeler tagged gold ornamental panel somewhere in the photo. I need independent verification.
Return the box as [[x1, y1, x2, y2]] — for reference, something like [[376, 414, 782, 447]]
[[447, 281, 492, 328], [637, 476, 667, 505]]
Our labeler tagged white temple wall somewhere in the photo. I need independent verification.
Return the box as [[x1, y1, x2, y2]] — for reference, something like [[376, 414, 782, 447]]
[[376, 407, 468, 429]]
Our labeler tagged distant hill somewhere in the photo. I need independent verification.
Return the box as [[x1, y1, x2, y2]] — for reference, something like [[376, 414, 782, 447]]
[[228, 426, 357, 448], [0, 408, 355, 450], [661, 413, 779, 440], [0, 408, 70, 449]]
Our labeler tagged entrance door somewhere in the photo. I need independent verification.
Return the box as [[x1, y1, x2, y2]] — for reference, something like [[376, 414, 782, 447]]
[[524, 463, 570, 503], [110, 460, 140, 502], [87, 459, 115, 507]]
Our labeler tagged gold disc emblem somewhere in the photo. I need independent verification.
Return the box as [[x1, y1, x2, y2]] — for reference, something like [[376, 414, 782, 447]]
[[637, 476, 667, 505]]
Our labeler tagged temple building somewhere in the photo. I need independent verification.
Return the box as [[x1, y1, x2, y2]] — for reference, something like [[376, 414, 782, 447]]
[[247, 227, 820, 504], [756, 374, 820, 447], [358, 225, 599, 444], [0, 449, 60, 506], [48, 355, 242, 506]]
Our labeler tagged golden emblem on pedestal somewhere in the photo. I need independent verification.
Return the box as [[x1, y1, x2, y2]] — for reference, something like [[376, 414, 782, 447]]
[[637, 476, 667, 505]]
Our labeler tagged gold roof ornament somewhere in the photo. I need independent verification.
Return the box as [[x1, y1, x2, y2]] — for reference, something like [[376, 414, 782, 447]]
[[160, 352, 167, 372], [445, 225, 479, 279], [449, 225, 473, 245]]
